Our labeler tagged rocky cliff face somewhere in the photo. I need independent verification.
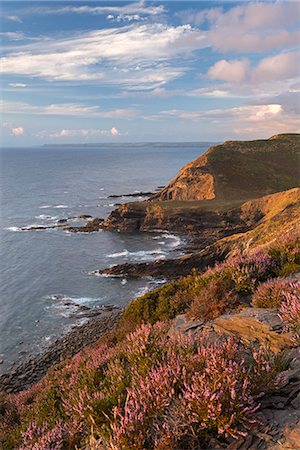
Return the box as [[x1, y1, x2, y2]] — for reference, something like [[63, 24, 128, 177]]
[[100, 188, 300, 279], [102, 134, 299, 233], [152, 133, 300, 202]]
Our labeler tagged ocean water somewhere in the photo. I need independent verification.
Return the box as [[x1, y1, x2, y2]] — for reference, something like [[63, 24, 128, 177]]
[[0, 143, 210, 370]]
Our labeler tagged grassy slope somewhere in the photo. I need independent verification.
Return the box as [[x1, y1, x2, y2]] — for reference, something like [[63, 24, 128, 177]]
[[116, 188, 300, 338], [105, 134, 299, 231], [155, 133, 300, 204], [208, 134, 300, 201]]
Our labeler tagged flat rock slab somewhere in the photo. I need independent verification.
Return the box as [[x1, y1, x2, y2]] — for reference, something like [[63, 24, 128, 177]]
[[168, 314, 204, 339], [169, 308, 294, 354], [211, 308, 293, 353]]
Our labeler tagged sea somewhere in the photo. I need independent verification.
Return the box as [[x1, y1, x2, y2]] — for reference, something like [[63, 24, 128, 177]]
[[0, 142, 211, 371]]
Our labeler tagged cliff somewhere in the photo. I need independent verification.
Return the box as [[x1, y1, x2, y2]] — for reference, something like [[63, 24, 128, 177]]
[[98, 188, 300, 279], [152, 133, 300, 202], [102, 134, 300, 233]]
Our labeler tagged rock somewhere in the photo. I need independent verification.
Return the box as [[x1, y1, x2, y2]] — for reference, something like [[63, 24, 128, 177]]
[[108, 192, 154, 198], [168, 314, 204, 339], [151, 134, 300, 202], [169, 308, 294, 354], [291, 393, 300, 408], [210, 308, 293, 353], [0, 310, 122, 394], [67, 217, 103, 233]]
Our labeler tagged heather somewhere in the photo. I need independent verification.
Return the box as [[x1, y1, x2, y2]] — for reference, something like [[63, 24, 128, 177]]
[[252, 278, 299, 308], [279, 282, 300, 345], [1, 324, 278, 449], [121, 231, 300, 328], [1, 232, 299, 449]]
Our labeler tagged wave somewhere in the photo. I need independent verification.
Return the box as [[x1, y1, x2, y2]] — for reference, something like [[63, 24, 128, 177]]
[[3, 226, 23, 232], [4, 224, 46, 232], [35, 214, 58, 221], [107, 248, 166, 261], [39, 205, 68, 209], [48, 294, 107, 317]]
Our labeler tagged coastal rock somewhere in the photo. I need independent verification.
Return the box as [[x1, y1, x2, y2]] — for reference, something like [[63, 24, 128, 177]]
[[0, 310, 122, 393], [108, 191, 154, 198], [168, 314, 204, 339], [23, 216, 104, 233], [208, 308, 293, 353], [66, 217, 104, 232], [169, 308, 294, 354]]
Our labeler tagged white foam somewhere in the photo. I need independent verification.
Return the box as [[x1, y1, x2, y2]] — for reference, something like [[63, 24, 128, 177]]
[[35, 214, 52, 220], [35, 214, 58, 221], [161, 233, 182, 248], [39, 205, 52, 209], [89, 271, 123, 278], [107, 248, 166, 261], [3, 226, 22, 232], [53, 205, 68, 209]]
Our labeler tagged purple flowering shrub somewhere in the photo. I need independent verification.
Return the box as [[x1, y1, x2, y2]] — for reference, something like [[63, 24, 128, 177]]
[[120, 232, 299, 325], [252, 277, 296, 308], [279, 282, 300, 345], [2, 232, 299, 449], [2, 324, 278, 449]]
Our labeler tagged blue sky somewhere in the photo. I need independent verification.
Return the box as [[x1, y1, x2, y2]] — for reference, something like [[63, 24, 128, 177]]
[[1, 1, 299, 145]]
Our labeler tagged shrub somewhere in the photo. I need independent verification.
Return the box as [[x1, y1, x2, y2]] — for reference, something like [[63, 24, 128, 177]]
[[3, 324, 279, 450], [279, 282, 300, 345], [230, 252, 277, 295], [188, 277, 239, 320], [252, 277, 294, 308]]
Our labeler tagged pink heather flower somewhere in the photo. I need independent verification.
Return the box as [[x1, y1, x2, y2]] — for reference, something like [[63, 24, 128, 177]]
[[279, 282, 300, 344]]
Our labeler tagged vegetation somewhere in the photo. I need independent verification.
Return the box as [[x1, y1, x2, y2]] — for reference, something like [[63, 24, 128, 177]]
[[252, 278, 299, 309], [120, 230, 300, 330], [1, 326, 279, 449], [1, 230, 299, 449], [155, 134, 300, 203]]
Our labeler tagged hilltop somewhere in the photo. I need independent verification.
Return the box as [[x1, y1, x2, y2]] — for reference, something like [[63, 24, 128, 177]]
[[102, 134, 300, 234], [152, 133, 300, 202]]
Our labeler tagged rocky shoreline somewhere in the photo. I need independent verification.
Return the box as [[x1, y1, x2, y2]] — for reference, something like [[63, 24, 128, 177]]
[[0, 309, 122, 394]]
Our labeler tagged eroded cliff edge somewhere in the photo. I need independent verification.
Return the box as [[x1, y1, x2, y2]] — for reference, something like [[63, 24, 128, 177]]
[[102, 134, 300, 234]]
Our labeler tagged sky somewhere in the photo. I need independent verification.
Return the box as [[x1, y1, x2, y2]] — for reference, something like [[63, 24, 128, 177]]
[[1, 0, 299, 145]]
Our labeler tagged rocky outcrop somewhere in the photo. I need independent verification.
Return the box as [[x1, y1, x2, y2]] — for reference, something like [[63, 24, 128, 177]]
[[0, 310, 121, 394], [102, 132, 300, 234], [168, 307, 294, 353], [151, 154, 216, 201], [101, 200, 232, 233], [168, 308, 300, 448], [99, 188, 300, 280]]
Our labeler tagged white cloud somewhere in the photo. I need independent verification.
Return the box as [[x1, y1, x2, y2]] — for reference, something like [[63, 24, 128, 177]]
[[252, 51, 299, 83], [0, 32, 27, 40], [0, 24, 206, 88], [11, 126, 24, 136], [1, 100, 138, 119], [149, 103, 299, 139], [5, 15, 22, 23], [27, 2, 165, 17], [208, 59, 249, 83], [178, 2, 300, 53], [110, 127, 119, 136], [207, 51, 300, 87], [8, 83, 28, 88], [37, 127, 124, 139]]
